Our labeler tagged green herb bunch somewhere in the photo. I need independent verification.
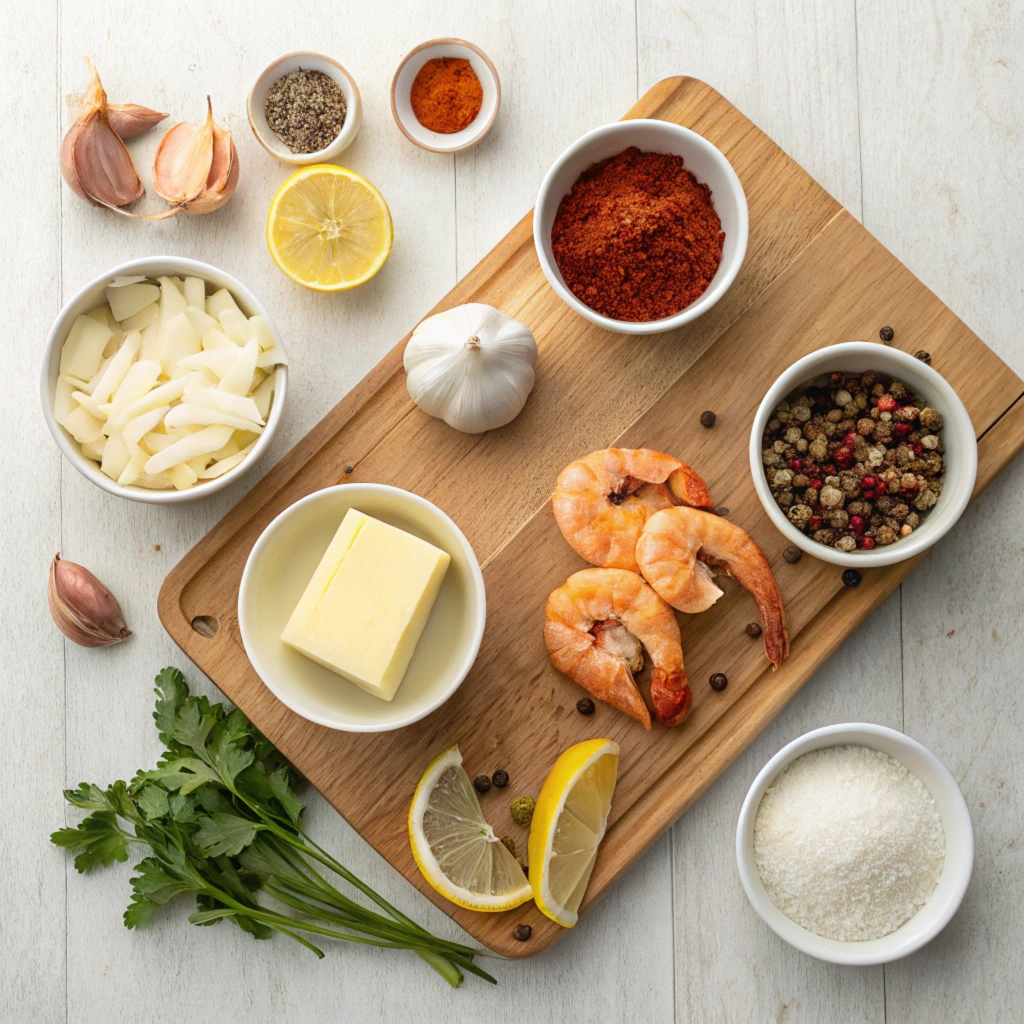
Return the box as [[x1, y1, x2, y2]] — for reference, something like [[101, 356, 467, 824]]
[[52, 667, 494, 987]]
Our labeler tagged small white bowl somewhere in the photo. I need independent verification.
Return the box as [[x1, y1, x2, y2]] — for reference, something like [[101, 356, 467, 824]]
[[248, 52, 362, 165], [390, 38, 500, 154], [533, 119, 748, 335], [238, 484, 486, 732], [736, 723, 974, 965], [749, 342, 977, 567], [40, 257, 287, 505]]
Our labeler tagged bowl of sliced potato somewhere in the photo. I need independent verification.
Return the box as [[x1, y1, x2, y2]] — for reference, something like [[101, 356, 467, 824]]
[[41, 257, 288, 502]]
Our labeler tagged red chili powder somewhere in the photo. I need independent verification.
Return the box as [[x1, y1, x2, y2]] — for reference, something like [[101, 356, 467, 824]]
[[550, 147, 725, 322], [410, 57, 483, 134]]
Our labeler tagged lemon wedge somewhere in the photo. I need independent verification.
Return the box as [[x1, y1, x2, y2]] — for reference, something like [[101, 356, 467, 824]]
[[409, 745, 532, 913], [266, 164, 393, 292], [528, 738, 619, 927]]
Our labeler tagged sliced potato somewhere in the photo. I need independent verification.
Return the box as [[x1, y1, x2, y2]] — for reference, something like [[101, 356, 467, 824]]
[[248, 315, 277, 352], [164, 404, 263, 433], [168, 463, 199, 490], [184, 383, 263, 424], [197, 441, 257, 479], [162, 313, 202, 375], [60, 314, 112, 380], [105, 360, 161, 433], [117, 450, 148, 486], [183, 277, 206, 310], [61, 405, 105, 444], [91, 330, 141, 404], [251, 373, 275, 420], [177, 348, 239, 379], [144, 424, 234, 475], [218, 308, 252, 344], [107, 282, 159, 322], [108, 275, 149, 288], [256, 344, 288, 370], [80, 436, 106, 461], [202, 328, 236, 352], [121, 301, 160, 332], [100, 430, 131, 481], [158, 276, 188, 328], [71, 391, 108, 421], [185, 305, 218, 339], [219, 339, 259, 396], [141, 431, 175, 455], [206, 288, 241, 320], [123, 406, 170, 452], [134, 471, 174, 490], [53, 378, 77, 422], [116, 373, 193, 426]]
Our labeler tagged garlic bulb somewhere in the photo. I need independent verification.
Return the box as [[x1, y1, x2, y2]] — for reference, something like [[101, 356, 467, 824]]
[[404, 304, 538, 434], [48, 554, 131, 648]]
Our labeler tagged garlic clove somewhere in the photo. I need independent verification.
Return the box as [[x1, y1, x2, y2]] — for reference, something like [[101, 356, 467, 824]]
[[152, 97, 216, 205], [108, 103, 168, 140], [48, 554, 132, 648]]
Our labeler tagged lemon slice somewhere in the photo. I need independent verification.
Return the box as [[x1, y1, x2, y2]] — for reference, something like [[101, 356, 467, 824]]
[[409, 745, 532, 913], [266, 164, 393, 292], [528, 738, 619, 927]]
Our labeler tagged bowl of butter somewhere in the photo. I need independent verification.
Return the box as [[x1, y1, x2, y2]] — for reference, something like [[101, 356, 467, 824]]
[[238, 483, 486, 731]]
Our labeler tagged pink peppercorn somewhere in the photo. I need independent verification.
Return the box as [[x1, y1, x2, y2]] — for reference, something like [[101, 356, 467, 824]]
[[808, 515, 823, 531], [913, 442, 924, 455], [875, 481, 887, 495], [877, 395, 897, 413], [835, 447, 853, 468], [809, 478, 822, 490], [862, 476, 878, 490], [894, 423, 912, 438], [859, 536, 876, 550], [788, 459, 803, 472], [849, 515, 865, 534]]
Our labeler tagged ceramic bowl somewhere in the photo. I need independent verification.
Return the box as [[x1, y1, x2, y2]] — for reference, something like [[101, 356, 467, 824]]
[[390, 38, 500, 153], [736, 723, 974, 965], [238, 484, 487, 732], [749, 342, 977, 567], [248, 52, 362, 165], [533, 119, 748, 335], [40, 257, 287, 505]]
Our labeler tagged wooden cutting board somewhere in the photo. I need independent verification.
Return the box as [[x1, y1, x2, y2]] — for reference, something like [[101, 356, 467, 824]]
[[159, 76, 1024, 958]]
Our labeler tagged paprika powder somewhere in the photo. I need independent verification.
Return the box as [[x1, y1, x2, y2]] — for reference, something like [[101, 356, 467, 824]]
[[410, 58, 483, 134], [550, 147, 725, 322]]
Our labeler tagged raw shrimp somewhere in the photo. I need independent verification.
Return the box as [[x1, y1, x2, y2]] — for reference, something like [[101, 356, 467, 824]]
[[635, 507, 790, 667], [544, 567, 692, 729], [552, 448, 713, 571]]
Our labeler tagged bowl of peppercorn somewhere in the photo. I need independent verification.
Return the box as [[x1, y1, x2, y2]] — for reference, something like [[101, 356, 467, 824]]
[[750, 342, 977, 567], [533, 119, 748, 334]]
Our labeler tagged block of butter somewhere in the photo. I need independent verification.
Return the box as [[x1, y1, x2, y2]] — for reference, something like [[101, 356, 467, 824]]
[[281, 509, 451, 701]]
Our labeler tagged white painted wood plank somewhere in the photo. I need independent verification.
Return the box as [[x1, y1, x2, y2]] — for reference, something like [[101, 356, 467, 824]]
[[0, 4, 66, 1022]]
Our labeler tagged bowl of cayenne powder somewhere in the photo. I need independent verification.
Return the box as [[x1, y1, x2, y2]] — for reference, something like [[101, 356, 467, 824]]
[[534, 119, 748, 334]]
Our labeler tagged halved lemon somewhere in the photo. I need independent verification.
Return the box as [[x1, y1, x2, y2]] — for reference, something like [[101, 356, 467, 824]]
[[528, 738, 619, 927], [409, 745, 532, 913], [266, 164, 393, 291]]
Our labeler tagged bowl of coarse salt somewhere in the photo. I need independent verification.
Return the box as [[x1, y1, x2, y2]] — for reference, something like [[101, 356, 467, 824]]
[[736, 723, 973, 965]]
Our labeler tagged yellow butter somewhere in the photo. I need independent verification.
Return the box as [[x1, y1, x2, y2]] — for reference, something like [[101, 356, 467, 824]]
[[281, 508, 450, 701]]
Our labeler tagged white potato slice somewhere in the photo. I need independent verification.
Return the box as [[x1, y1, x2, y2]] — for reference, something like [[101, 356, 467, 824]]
[[251, 373, 275, 420], [100, 431, 131, 481], [80, 436, 106, 461], [183, 277, 206, 310], [256, 344, 288, 370], [108, 275, 149, 288], [207, 438, 239, 462], [105, 360, 161, 433], [248, 316, 277, 352], [185, 305, 217, 338], [85, 306, 112, 326], [141, 431, 175, 455], [123, 406, 170, 452], [198, 442, 257, 479], [53, 378, 77, 422], [206, 288, 241, 320], [158, 276, 188, 328], [164, 404, 264, 433], [135, 472, 174, 490], [61, 405, 105, 444], [186, 454, 213, 475], [90, 330, 141, 404], [117, 450, 147, 486], [162, 312, 202, 375], [202, 328, 235, 352], [71, 391, 108, 421], [116, 373, 194, 426], [121, 301, 160, 332], [231, 429, 261, 450], [219, 339, 259, 396], [168, 463, 199, 490], [184, 383, 263, 424], [144, 424, 234, 475], [106, 281, 159, 322], [218, 308, 252, 343], [139, 319, 162, 362], [60, 314, 113, 380], [176, 348, 239, 379]]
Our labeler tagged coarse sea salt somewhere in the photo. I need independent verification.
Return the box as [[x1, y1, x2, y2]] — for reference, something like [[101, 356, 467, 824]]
[[752, 744, 945, 941]]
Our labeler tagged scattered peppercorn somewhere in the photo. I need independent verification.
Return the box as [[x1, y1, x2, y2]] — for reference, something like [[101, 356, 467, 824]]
[[576, 696, 595, 715], [715, 507, 730, 517], [492, 769, 509, 789], [344, 465, 354, 474], [473, 774, 491, 794], [842, 568, 862, 587], [700, 410, 717, 428], [879, 326, 894, 343], [783, 545, 803, 564], [510, 796, 536, 826], [915, 351, 932, 364], [709, 672, 728, 691], [746, 622, 762, 638], [513, 924, 532, 942], [500, 836, 516, 857]]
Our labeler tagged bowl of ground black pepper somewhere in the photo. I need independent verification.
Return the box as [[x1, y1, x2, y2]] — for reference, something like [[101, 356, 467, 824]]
[[391, 39, 500, 154], [248, 52, 361, 165], [534, 120, 748, 334]]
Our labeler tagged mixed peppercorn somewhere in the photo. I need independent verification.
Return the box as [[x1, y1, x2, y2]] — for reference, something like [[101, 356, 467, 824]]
[[762, 370, 945, 551]]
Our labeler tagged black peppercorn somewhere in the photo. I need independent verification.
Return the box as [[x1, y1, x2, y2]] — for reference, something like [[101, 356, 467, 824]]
[[715, 507, 729, 517], [513, 924, 532, 941], [473, 774, 491, 794], [344, 465, 354, 474], [915, 350, 932, 364], [783, 545, 803, 564], [879, 326, 894, 343], [842, 568, 862, 587], [700, 410, 717, 428], [492, 769, 509, 789], [745, 622, 762, 638], [576, 697, 595, 715], [709, 672, 728, 691]]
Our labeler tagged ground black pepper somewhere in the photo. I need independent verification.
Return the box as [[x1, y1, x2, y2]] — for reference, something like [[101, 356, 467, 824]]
[[265, 68, 347, 155]]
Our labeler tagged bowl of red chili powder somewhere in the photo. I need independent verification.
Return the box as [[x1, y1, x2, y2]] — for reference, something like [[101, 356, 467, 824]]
[[534, 120, 748, 333]]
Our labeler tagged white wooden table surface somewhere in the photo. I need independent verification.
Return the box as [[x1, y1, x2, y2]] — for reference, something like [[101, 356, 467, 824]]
[[3, 1, 1021, 1021]]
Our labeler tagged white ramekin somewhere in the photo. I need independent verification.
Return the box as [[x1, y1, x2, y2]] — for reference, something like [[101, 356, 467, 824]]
[[533, 119, 748, 335], [736, 723, 974, 965], [40, 257, 287, 504], [749, 342, 977, 567]]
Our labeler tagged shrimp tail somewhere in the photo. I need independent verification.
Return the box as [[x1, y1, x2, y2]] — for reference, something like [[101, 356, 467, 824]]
[[651, 667, 691, 727], [666, 466, 715, 511]]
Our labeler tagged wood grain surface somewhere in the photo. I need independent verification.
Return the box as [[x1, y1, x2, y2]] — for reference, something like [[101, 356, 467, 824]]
[[159, 75, 1024, 959]]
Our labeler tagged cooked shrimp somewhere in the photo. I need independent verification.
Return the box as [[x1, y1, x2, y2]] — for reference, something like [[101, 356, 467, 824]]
[[552, 448, 713, 571], [635, 507, 790, 667], [544, 567, 692, 729]]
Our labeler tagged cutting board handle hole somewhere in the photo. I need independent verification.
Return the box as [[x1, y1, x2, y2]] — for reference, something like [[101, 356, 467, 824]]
[[190, 615, 219, 638]]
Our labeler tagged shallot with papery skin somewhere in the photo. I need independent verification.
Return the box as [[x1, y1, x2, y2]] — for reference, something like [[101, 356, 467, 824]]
[[48, 554, 131, 648]]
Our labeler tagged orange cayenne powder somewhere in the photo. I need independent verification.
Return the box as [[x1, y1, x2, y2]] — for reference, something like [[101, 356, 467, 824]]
[[410, 57, 483, 134]]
